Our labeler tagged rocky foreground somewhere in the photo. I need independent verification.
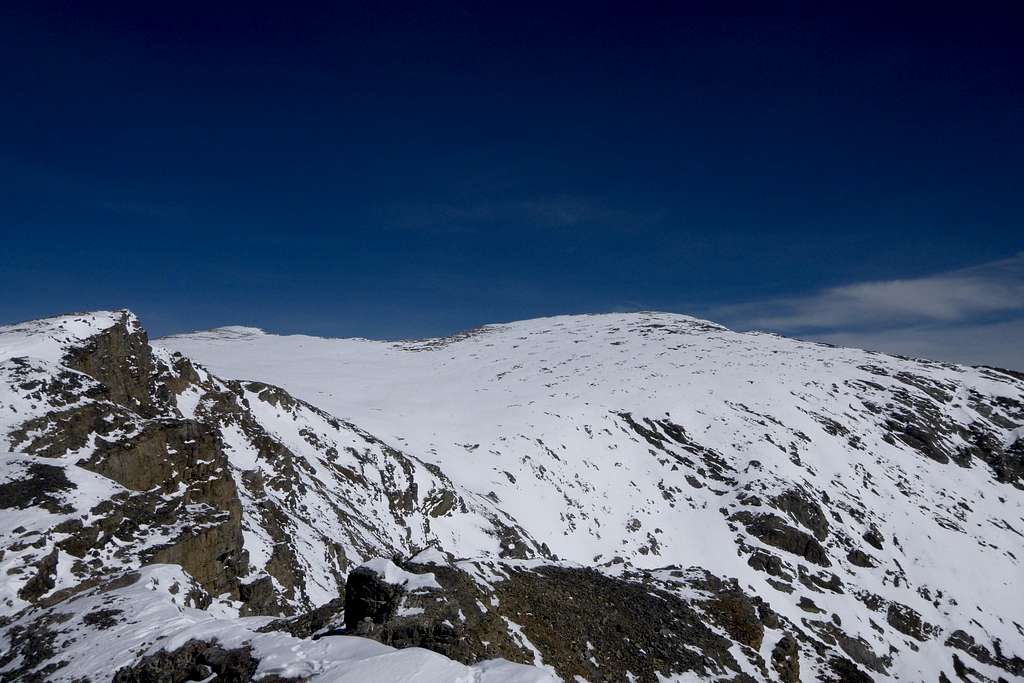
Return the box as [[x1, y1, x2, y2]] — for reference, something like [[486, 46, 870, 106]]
[[1, 310, 1023, 681]]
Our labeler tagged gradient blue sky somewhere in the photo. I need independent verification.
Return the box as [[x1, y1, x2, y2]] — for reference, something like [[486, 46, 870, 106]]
[[2, 3, 1022, 366]]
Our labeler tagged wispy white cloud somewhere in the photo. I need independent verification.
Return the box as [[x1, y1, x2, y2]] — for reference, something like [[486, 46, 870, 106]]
[[807, 318, 1024, 371], [716, 253, 1024, 332], [710, 253, 1024, 370]]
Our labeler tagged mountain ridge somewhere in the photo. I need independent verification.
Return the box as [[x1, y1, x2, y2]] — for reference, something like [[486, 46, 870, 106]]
[[2, 309, 1022, 681]]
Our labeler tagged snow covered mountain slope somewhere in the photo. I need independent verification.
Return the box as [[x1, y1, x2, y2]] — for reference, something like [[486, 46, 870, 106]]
[[0, 311, 534, 615], [1, 309, 1021, 681], [0, 311, 553, 681], [161, 311, 1024, 681]]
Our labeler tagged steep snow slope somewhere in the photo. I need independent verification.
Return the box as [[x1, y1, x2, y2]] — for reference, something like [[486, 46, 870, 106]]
[[163, 312, 1024, 681]]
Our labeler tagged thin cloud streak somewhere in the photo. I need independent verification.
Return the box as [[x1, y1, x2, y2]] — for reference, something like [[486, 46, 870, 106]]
[[706, 253, 1024, 370], [716, 253, 1024, 333], [808, 318, 1024, 371]]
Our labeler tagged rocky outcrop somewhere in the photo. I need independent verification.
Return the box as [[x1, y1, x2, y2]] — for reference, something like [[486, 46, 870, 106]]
[[79, 418, 248, 599], [729, 510, 831, 567], [772, 488, 829, 541], [341, 555, 531, 666], [258, 596, 346, 639], [944, 629, 1024, 678], [62, 310, 156, 416], [886, 602, 938, 642], [0, 463, 74, 514], [771, 634, 800, 683], [336, 554, 787, 682], [0, 313, 254, 612], [112, 640, 267, 683]]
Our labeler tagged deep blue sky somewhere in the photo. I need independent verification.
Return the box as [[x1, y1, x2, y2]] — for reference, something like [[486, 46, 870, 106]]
[[2, 3, 1022, 358]]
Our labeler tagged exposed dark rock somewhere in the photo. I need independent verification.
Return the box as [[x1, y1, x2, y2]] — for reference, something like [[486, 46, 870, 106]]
[[773, 488, 830, 541], [494, 565, 757, 683], [76, 417, 249, 602], [340, 556, 762, 683], [342, 558, 532, 667], [259, 597, 346, 639], [862, 524, 884, 550], [343, 565, 408, 631], [747, 549, 790, 579], [945, 629, 1024, 677], [807, 620, 889, 675], [0, 463, 74, 514], [239, 576, 284, 617], [798, 596, 823, 613], [886, 602, 937, 642], [847, 548, 876, 568], [9, 402, 131, 460], [771, 634, 800, 683], [951, 652, 986, 681], [18, 548, 59, 602], [700, 575, 766, 650], [112, 639, 303, 683], [82, 607, 123, 629], [827, 655, 873, 683], [63, 310, 156, 416], [2, 356, 105, 409], [730, 511, 831, 567], [797, 565, 844, 594], [0, 610, 73, 682], [618, 412, 737, 485]]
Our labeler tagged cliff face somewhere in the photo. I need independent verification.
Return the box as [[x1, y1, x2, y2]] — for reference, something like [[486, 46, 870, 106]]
[[1, 312, 249, 611], [1, 310, 1023, 682], [0, 312, 534, 622]]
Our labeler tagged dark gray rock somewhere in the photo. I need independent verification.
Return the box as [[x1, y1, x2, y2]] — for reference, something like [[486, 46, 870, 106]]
[[112, 639, 303, 683], [773, 488, 830, 541], [730, 511, 831, 567], [771, 633, 800, 683]]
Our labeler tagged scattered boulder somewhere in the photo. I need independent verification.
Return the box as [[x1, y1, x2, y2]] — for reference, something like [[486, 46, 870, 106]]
[[772, 488, 830, 541], [847, 548, 876, 568], [731, 511, 831, 567], [344, 563, 412, 632], [259, 597, 346, 639], [112, 640, 301, 683], [886, 602, 938, 642], [862, 524, 885, 550]]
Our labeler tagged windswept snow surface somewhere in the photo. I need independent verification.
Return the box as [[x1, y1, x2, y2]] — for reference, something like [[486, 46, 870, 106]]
[[162, 312, 1024, 682]]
